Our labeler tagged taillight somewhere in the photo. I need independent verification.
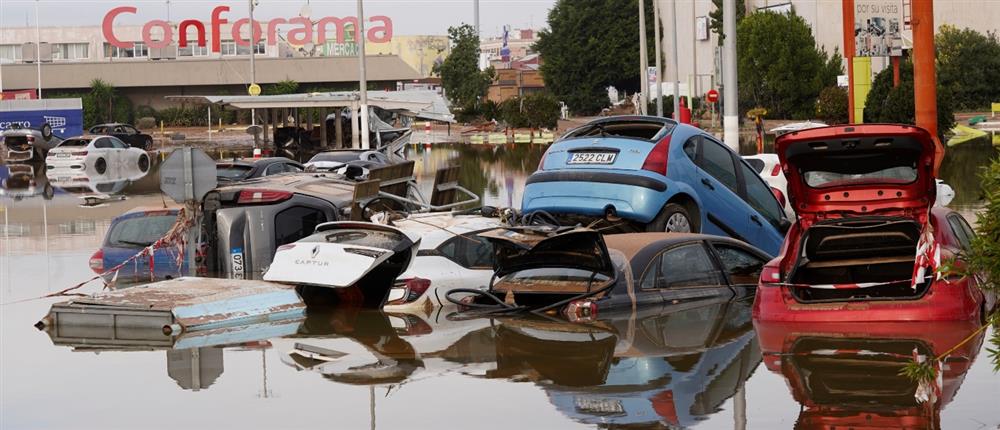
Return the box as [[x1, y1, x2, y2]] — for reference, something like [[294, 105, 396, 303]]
[[237, 189, 293, 204], [564, 299, 598, 322], [760, 264, 782, 286], [89, 249, 104, 273], [770, 164, 781, 176], [641, 135, 671, 176], [71, 151, 88, 156], [389, 277, 432, 304], [26, 136, 35, 143]]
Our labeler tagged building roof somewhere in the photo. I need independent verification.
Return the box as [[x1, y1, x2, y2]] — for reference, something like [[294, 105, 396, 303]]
[[3, 55, 420, 90], [169, 90, 454, 122]]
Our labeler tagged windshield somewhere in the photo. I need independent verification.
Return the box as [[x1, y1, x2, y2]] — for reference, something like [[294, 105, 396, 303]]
[[58, 139, 89, 147], [299, 228, 407, 250], [310, 151, 362, 163], [107, 214, 177, 248], [563, 121, 674, 142], [804, 166, 918, 188], [216, 165, 253, 180]]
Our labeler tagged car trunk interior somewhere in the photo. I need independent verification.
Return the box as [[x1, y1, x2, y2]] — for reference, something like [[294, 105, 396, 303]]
[[491, 277, 615, 308], [789, 217, 926, 302]]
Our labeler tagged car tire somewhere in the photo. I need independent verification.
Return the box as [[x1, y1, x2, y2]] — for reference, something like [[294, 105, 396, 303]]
[[143, 138, 153, 151], [647, 203, 696, 233], [138, 154, 150, 172], [95, 157, 107, 174]]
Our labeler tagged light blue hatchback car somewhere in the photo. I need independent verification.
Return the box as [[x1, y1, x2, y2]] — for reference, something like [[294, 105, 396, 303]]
[[522, 116, 788, 256]]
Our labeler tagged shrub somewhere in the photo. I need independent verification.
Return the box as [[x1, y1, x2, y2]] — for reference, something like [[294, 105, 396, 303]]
[[935, 25, 1000, 110], [135, 117, 157, 130], [815, 86, 849, 124], [970, 157, 1000, 292], [863, 60, 955, 141], [521, 92, 560, 128], [499, 97, 528, 128]]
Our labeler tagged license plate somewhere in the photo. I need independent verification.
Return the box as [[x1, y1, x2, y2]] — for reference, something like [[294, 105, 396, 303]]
[[568, 152, 616, 164], [56, 153, 70, 158], [574, 397, 625, 415], [56, 177, 72, 182], [231, 248, 245, 279]]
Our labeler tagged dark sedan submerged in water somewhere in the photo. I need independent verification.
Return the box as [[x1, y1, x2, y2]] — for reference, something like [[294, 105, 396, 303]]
[[457, 227, 772, 320]]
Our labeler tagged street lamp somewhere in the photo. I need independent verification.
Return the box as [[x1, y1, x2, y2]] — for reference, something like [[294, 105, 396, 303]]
[[357, 0, 370, 149]]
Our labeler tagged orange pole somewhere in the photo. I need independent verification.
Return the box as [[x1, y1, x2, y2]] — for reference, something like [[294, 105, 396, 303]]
[[892, 56, 901, 87], [842, 0, 856, 123], [911, 0, 943, 174]]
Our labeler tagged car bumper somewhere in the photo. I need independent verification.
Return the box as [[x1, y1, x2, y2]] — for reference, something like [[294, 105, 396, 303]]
[[46, 156, 88, 170], [752, 277, 986, 322], [5, 149, 35, 162], [522, 171, 669, 224]]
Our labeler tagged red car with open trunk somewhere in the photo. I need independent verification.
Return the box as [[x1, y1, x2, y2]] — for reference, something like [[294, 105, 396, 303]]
[[753, 124, 994, 322]]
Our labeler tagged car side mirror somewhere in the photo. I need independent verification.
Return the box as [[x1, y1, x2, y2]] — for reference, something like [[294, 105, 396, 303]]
[[771, 187, 786, 208]]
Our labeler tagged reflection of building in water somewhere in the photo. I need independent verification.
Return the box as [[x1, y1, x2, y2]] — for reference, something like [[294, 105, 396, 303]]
[[167, 347, 225, 391]]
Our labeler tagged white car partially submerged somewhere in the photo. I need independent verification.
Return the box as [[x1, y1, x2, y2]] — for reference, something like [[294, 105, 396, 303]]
[[264, 213, 503, 311], [46, 135, 150, 174]]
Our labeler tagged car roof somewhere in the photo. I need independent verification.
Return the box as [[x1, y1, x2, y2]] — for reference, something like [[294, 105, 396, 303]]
[[90, 123, 130, 127], [604, 232, 767, 262], [213, 172, 357, 202], [585, 115, 678, 126], [393, 213, 505, 247]]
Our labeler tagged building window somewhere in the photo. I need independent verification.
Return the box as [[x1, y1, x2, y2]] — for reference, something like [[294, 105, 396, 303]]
[[178, 44, 208, 57], [220, 41, 237, 56], [105, 42, 147, 59], [0, 44, 22, 62], [222, 40, 265, 56], [52, 43, 89, 60]]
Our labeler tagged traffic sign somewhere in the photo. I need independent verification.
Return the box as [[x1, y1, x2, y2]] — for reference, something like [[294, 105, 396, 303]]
[[248, 83, 262, 96], [160, 147, 217, 203], [706, 89, 720, 104]]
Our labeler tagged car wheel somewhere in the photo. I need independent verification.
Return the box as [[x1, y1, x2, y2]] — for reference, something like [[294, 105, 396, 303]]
[[647, 203, 695, 233], [143, 138, 153, 151], [138, 154, 150, 172], [95, 157, 107, 174]]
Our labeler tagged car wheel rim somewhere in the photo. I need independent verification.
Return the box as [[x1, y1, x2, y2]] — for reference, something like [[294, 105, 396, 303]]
[[665, 213, 691, 233]]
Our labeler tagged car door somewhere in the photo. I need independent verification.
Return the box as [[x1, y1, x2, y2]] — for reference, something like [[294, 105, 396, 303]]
[[108, 137, 131, 165], [688, 136, 752, 243], [709, 242, 768, 299], [430, 231, 496, 304], [735, 159, 786, 255], [639, 241, 729, 304], [92, 137, 116, 166]]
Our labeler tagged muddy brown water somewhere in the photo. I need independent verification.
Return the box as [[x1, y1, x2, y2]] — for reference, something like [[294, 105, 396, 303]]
[[1, 141, 997, 429]]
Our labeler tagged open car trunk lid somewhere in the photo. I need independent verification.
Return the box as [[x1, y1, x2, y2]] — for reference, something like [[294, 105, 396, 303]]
[[777, 124, 937, 222], [479, 227, 615, 279], [264, 222, 420, 291]]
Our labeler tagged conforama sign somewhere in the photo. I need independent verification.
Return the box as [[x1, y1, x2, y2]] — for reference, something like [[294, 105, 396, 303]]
[[102, 6, 393, 52]]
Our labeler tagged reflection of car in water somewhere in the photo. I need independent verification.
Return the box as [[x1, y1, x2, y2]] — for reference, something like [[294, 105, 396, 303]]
[[755, 320, 986, 429], [0, 162, 55, 200], [46, 143, 150, 196], [494, 299, 760, 428], [1, 124, 63, 162], [753, 125, 994, 322]]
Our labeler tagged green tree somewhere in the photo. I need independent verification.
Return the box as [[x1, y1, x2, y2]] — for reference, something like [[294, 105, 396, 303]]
[[863, 60, 955, 141], [935, 25, 1000, 110], [709, 0, 746, 45], [434, 24, 495, 109], [82, 79, 133, 126], [815, 86, 849, 124], [736, 11, 837, 118], [534, 0, 656, 114], [264, 79, 300, 95]]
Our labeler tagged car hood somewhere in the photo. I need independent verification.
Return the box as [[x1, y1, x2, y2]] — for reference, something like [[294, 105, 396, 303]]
[[777, 124, 936, 221], [478, 227, 614, 278]]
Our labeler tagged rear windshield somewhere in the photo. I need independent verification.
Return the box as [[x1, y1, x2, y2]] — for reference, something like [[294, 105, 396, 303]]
[[300, 228, 407, 250], [563, 121, 674, 142], [790, 146, 921, 189], [107, 215, 177, 248], [503, 268, 611, 283], [59, 139, 89, 147], [216, 165, 253, 180], [744, 158, 765, 174], [310, 151, 362, 163]]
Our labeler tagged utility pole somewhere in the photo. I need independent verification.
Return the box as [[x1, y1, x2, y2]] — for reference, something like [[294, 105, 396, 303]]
[[653, 0, 663, 117], [35, 0, 41, 99], [911, 0, 942, 173], [357, 0, 371, 149], [638, 0, 649, 115], [473, 0, 480, 36], [722, 0, 738, 150], [249, 0, 258, 146], [670, 0, 680, 121]]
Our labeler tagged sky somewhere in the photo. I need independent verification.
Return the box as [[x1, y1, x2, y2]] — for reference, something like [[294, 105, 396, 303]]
[[0, 0, 557, 38]]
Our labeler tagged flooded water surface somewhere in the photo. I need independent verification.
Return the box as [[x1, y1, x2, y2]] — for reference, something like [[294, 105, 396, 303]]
[[2, 142, 998, 429]]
